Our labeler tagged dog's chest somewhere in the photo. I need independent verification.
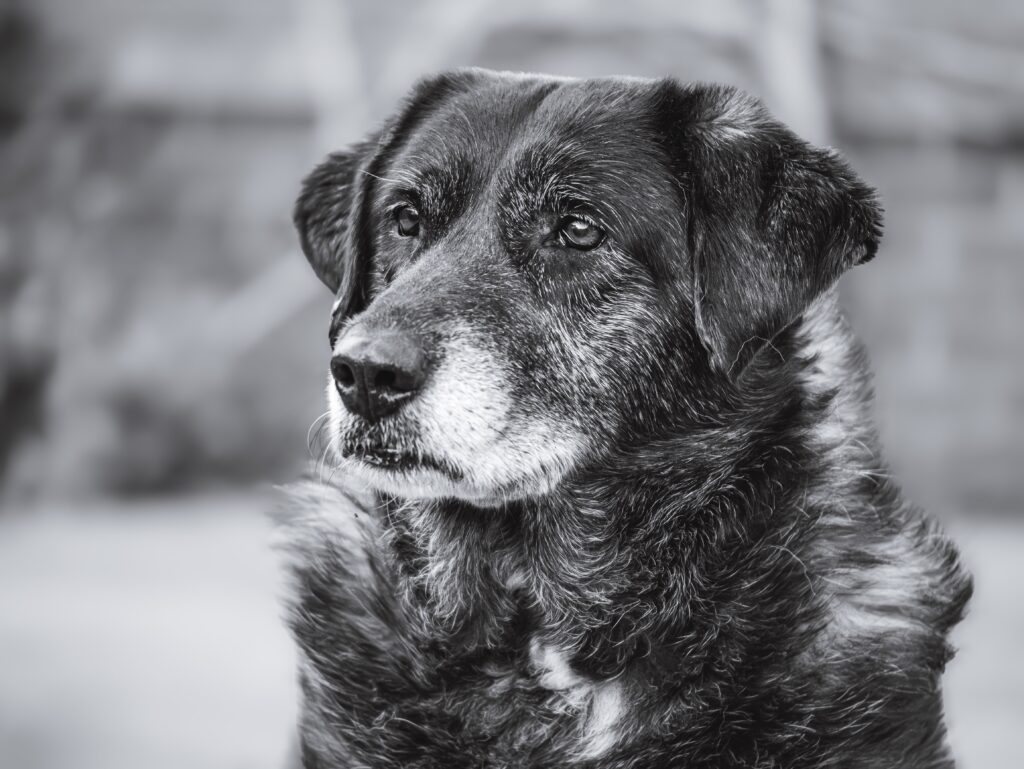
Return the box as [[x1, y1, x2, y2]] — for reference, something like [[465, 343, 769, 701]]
[[414, 634, 629, 764]]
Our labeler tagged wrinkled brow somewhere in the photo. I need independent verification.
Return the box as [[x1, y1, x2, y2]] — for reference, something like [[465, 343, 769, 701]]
[[379, 154, 475, 224], [497, 144, 645, 233]]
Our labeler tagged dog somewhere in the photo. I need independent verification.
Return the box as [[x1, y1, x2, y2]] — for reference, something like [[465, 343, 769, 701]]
[[277, 69, 972, 768]]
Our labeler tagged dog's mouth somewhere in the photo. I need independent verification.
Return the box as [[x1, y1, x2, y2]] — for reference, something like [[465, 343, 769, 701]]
[[339, 434, 463, 480]]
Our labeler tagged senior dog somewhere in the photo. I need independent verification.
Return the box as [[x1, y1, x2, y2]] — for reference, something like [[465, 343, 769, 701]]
[[278, 69, 971, 769]]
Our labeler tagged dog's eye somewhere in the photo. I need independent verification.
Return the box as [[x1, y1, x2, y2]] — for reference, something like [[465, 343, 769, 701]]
[[558, 216, 604, 250], [394, 205, 420, 237]]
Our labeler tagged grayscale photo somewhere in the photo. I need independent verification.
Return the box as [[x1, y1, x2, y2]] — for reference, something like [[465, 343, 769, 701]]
[[1, 2, 1021, 768]]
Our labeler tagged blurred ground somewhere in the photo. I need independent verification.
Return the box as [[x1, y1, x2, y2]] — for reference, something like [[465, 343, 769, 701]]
[[945, 520, 1024, 769], [0, 493, 1019, 769], [0, 492, 297, 769]]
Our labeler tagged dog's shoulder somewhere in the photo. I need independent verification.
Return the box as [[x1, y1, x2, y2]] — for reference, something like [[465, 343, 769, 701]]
[[272, 477, 379, 583], [793, 295, 972, 658], [272, 479, 431, 766]]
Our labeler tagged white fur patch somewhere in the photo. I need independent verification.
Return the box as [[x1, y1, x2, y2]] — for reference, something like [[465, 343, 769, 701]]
[[798, 295, 850, 396], [528, 639, 626, 760], [326, 330, 586, 505], [578, 681, 625, 760], [815, 525, 936, 639], [529, 638, 583, 691], [795, 292, 878, 486], [795, 295, 942, 646]]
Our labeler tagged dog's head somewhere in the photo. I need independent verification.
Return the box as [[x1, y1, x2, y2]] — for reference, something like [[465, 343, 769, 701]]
[[295, 69, 881, 505]]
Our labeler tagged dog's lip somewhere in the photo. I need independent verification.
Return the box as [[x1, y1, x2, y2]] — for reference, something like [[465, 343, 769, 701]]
[[343, 442, 462, 479]]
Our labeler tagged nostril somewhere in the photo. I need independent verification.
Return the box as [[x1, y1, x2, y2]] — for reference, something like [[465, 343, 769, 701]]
[[372, 366, 421, 394], [373, 368, 396, 390], [331, 358, 356, 387], [337, 366, 355, 386]]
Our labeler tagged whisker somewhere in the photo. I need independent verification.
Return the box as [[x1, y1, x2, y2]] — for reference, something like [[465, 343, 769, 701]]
[[316, 429, 340, 484], [306, 411, 331, 458]]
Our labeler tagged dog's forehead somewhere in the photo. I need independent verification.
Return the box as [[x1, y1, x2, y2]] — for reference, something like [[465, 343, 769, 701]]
[[397, 77, 661, 175]]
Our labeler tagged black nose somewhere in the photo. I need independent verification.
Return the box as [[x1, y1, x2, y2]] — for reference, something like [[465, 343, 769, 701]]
[[331, 329, 428, 421]]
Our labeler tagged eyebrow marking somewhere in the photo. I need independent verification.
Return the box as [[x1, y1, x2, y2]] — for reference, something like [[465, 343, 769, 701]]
[[499, 148, 633, 234], [376, 155, 475, 232], [359, 169, 407, 185]]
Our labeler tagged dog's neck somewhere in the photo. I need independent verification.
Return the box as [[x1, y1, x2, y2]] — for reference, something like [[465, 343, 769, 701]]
[[377, 292, 962, 687]]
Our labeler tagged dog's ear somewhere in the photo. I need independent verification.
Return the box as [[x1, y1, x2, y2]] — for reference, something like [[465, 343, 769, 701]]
[[294, 69, 489, 319], [294, 139, 379, 304], [656, 83, 883, 378]]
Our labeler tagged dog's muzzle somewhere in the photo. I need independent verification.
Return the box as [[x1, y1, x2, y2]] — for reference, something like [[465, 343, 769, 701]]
[[330, 327, 428, 422]]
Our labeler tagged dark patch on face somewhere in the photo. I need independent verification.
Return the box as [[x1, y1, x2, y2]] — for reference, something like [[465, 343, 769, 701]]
[[376, 155, 475, 258]]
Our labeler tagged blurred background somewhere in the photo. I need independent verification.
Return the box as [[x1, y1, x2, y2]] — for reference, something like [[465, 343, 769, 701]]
[[0, 0, 1021, 767]]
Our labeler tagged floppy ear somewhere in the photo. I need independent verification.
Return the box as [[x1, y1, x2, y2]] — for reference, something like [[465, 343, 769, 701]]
[[294, 68, 491, 321], [661, 84, 883, 378], [293, 138, 379, 314]]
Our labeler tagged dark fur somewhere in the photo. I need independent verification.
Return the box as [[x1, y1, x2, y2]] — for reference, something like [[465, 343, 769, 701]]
[[279, 69, 971, 768]]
